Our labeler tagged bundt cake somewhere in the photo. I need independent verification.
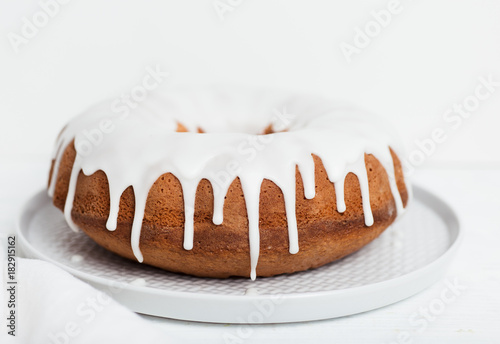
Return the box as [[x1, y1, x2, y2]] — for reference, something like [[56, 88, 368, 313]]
[[48, 88, 410, 279]]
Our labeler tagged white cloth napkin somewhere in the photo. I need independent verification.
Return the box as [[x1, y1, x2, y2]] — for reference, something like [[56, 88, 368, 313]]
[[1, 254, 176, 344]]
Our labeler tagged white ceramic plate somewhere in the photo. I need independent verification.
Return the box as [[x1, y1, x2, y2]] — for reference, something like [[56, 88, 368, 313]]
[[18, 186, 461, 324]]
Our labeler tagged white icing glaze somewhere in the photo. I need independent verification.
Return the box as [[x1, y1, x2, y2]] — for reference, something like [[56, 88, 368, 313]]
[[48, 87, 408, 280], [244, 287, 260, 296], [129, 278, 147, 287], [71, 254, 84, 263]]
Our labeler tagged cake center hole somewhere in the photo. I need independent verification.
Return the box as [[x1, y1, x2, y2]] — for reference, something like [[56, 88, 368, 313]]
[[176, 122, 286, 135]]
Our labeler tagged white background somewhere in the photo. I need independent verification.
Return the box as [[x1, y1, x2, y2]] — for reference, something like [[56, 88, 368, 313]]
[[1, 0, 500, 167], [0, 1, 499, 343]]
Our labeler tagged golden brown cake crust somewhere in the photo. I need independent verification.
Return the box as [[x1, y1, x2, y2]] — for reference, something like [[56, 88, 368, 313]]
[[50, 142, 408, 278]]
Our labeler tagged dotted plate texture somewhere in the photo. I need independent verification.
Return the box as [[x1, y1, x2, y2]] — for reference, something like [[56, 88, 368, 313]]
[[18, 186, 461, 323]]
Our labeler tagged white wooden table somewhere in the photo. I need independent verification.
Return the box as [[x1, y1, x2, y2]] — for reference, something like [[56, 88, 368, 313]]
[[1, 161, 499, 343]]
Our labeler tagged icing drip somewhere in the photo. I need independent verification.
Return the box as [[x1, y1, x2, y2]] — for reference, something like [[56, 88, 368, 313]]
[[181, 182, 197, 250], [211, 183, 227, 225], [63, 156, 82, 233], [106, 184, 121, 231], [273, 171, 299, 254], [71, 255, 84, 263], [334, 179, 346, 213], [352, 158, 374, 227], [48, 142, 64, 197], [240, 176, 263, 281], [244, 287, 259, 296], [130, 278, 147, 287], [298, 158, 316, 200], [48, 88, 408, 280], [130, 188, 148, 263]]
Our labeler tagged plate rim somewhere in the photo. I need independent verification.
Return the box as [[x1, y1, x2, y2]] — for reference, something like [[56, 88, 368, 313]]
[[17, 185, 462, 322]]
